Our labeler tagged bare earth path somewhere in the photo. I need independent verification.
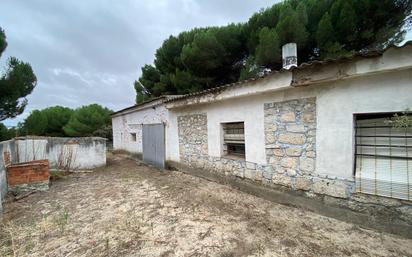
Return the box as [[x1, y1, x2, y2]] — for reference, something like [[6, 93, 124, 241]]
[[1, 153, 412, 257]]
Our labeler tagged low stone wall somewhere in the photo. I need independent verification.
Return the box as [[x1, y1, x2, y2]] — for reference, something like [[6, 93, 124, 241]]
[[7, 160, 50, 194], [182, 154, 354, 199]]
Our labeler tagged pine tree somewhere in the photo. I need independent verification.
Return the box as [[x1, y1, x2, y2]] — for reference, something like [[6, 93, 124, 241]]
[[0, 29, 37, 121], [255, 27, 281, 67], [24, 110, 48, 135], [134, 0, 412, 101], [42, 106, 73, 136], [0, 28, 7, 58], [336, 2, 357, 45], [275, 6, 309, 47], [63, 104, 111, 137], [317, 13, 335, 48]]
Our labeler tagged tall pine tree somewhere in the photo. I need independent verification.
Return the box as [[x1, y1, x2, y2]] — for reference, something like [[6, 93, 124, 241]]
[[255, 27, 281, 67], [134, 0, 412, 103]]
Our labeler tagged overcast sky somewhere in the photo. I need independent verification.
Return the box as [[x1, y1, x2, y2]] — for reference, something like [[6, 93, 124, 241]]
[[1, 1, 411, 127], [0, 0, 280, 126]]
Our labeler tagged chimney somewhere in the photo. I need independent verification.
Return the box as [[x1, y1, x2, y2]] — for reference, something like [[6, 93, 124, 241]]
[[282, 43, 297, 70]]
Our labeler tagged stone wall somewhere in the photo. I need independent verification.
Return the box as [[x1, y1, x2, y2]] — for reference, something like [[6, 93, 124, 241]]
[[174, 102, 412, 228], [177, 114, 208, 165], [264, 97, 355, 198], [264, 98, 316, 176], [175, 102, 412, 235], [176, 98, 356, 200]]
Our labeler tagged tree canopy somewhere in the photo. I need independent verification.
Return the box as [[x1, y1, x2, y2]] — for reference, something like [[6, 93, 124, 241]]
[[0, 123, 16, 141], [23, 110, 48, 135], [63, 104, 112, 137], [0, 27, 37, 121], [18, 106, 72, 136], [135, 0, 412, 102], [42, 106, 73, 136], [10, 104, 112, 140]]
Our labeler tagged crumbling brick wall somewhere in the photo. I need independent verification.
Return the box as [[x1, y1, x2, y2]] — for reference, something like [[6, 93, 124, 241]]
[[7, 160, 50, 193]]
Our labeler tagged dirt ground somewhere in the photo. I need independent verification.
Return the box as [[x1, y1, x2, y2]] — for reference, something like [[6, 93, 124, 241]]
[[1, 153, 412, 257]]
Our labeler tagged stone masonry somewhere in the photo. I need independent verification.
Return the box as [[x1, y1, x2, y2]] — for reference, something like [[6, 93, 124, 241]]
[[264, 97, 316, 176], [178, 114, 208, 166], [177, 99, 354, 199], [175, 108, 412, 230], [263, 98, 354, 198], [264, 98, 317, 190]]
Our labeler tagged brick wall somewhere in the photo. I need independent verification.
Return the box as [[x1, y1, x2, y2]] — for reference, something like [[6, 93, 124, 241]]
[[7, 160, 50, 193]]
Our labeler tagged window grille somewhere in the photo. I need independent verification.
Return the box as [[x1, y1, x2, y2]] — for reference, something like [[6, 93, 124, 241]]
[[223, 122, 245, 158], [355, 114, 411, 200]]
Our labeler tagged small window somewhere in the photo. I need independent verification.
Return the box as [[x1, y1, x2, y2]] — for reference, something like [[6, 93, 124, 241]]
[[223, 122, 245, 158], [130, 133, 137, 142], [355, 113, 411, 200]]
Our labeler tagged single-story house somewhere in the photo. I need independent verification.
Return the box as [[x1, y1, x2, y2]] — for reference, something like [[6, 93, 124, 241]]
[[112, 42, 412, 229]]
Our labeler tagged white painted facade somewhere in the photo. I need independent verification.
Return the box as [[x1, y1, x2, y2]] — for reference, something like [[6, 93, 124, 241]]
[[113, 43, 412, 184], [112, 99, 169, 154]]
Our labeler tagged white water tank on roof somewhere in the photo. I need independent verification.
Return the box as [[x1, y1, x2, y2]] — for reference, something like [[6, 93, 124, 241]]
[[282, 43, 297, 70]]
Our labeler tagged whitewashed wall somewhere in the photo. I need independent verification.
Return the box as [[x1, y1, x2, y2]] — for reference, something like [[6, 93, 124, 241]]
[[167, 81, 306, 164], [0, 140, 16, 210], [14, 137, 107, 170], [112, 105, 168, 154], [167, 68, 412, 181], [16, 139, 48, 162], [112, 46, 412, 184], [166, 73, 293, 163], [315, 69, 412, 179]]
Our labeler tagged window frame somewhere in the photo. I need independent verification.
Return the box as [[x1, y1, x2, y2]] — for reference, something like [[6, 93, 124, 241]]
[[222, 122, 245, 159], [354, 112, 412, 200]]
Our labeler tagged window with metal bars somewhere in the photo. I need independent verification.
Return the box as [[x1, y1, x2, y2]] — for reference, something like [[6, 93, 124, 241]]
[[222, 122, 245, 158], [355, 113, 411, 200]]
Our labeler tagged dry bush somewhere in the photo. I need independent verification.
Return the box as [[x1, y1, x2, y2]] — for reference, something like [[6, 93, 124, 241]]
[[56, 144, 78, 171]]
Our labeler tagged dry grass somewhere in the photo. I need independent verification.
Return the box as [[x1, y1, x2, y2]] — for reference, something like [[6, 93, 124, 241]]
[[1, 153, 411, 257]]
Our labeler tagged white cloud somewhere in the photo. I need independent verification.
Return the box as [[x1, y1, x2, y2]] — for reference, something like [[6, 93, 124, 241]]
[[1, 0, 410, 128]]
